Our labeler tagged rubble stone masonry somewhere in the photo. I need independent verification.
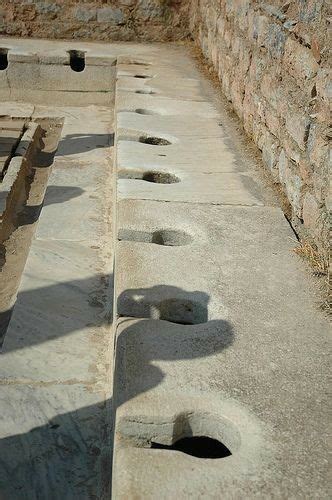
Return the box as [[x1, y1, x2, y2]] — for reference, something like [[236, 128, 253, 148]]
[[189, 0, 330, 254], [0, 1, 190, 41]]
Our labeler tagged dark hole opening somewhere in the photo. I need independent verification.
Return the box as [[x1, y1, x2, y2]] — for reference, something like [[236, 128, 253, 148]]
[[0, 48, 8, 70], [68, 50, 85, 72], [134, 109, 157, 115], [49, 423, 60, 430], [139, 136, 171, 146], [117, 228, 192, 247], [142, 171, 179, 183], [118, 170, 179, 184], [151, 436, 232, 459], [135, 90, 156, 95]]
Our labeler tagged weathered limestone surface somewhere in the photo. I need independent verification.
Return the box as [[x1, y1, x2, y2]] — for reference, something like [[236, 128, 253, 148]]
[[112, 45, 330, 498], [0, 102, 114, 498], [188, 0, 330, 254], [0, 39, 330, 499]]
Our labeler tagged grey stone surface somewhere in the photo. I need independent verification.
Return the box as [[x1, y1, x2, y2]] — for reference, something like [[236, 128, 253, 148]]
[[113, 200, 331, 498], [0, 384, 111, 500], [112, 44, 331, 499], [97, 7, 124, 24], [0, 101, 114, 498], [115, 53, 275, 206], [75, 6, 97, 22]]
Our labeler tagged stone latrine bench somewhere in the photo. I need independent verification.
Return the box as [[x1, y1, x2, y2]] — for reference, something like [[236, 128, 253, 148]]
[[0, 38, 329, 499]]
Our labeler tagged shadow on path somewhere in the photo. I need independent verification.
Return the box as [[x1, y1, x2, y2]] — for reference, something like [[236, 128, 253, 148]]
[[56, 133, 114, 157], [0, 279, 234, 499]]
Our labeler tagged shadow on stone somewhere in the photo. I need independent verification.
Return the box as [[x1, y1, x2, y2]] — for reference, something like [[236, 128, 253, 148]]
[[0, 281, 234, 498]]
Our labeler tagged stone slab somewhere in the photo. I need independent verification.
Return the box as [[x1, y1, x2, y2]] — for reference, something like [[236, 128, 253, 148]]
[[0, 384, 111, 500], [0, 238, 112, 383], [113, 199, 331, 498], [0, 100, 114, 499]]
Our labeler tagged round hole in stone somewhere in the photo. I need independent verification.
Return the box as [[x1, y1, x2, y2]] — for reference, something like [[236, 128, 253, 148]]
[[139, 136, 171, 146], [134, 108, 157, 115], [68, 50, 85, 72], [118, 410, 242, 459], [151, 229, 191, 246], [118, 228, 192, 246], [118, 170, 179, 184], [156, 298, 207, 324], [151, 436, 232, 459], [0, 48, 8, 70], [142, 171, 179, 183], [135, 90, 156, 95]]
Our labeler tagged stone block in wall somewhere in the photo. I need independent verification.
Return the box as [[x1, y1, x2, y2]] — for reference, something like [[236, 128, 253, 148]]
[[218, 52, 232, 100], [265, 105, 282, 139], [283, 136, 302, 166], [230, 79, 244, 118], [283, 37, 319, 83], [224, 27, 232, 49], [209, 40, 219, 71], [278, 149, 305, 217], [74, 7, 97, 23], [285, 105, 311, 151], [261, 128, 280, 181], [15, 4, 37, 22], [200, 32, 209, 57], [316, 68, 331, 105], [302, 191, 322, 237], [118, 0, 136, 5], [206, 4, 217, 34], [265, 22, 286, 58], [247, 12, 268, 45], [299, 0, 323, 23], [252, 120, 266, 150], [312, 162, 329, 207], [242, 100, 253, 136], [307, 122, 329, 170], [217, 15, 225, 37], [231, 35, 241, 58], [248, 51, 266, 84], [35, 2, 60, 16], [221, 73, 231, 102], [298, 157, 314, 187], [226, 0, 249, 32], [230, 36, 251, 80], [260, 70, 283, 110], [137, 0, 164, 21], [97, 7, 124, 24]]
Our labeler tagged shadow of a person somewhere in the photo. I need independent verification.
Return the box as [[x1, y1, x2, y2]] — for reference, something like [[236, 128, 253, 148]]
[[0, 283, 234, 500], [56, 133, 114, 157], [114, 316, 234, 408]]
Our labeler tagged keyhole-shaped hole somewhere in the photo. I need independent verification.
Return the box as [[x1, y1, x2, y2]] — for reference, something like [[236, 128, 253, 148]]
[[0, 48, 8, 70], [68, 50, 85, 72]]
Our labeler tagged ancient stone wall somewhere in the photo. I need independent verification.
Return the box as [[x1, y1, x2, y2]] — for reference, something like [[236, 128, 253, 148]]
[[189, 0, 330, 253], [0, 1, 189, 41]]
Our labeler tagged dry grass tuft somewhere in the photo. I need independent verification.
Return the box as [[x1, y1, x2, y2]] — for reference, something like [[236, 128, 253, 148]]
[[294, 241, 330, 312], [293, 241, 328, 276]]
